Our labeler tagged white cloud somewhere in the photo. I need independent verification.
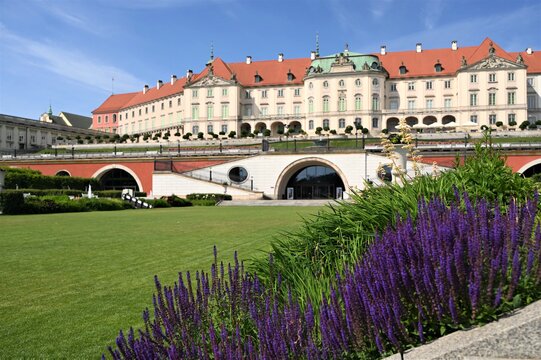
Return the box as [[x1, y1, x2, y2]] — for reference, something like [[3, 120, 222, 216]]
[[371, 0, 394, 19], [0, 26, 144, 93]]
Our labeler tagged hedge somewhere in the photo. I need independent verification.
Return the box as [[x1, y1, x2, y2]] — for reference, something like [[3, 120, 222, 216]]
[[4, 172, 100, 190], [186, 193, 232, 201], [0, 189, 147, 198]]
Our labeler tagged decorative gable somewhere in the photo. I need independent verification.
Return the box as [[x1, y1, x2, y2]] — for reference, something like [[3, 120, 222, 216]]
[[467, 55, 527, 71], [188, 74, 234, 88]]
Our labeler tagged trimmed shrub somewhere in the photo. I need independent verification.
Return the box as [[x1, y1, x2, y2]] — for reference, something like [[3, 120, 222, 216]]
[[79, 198, 130, 211], [3, 169, 100, 190], [165, 195, 192, 207], [186, 193, 232, 201], [0, 191, 26, 214], [145, 199, 171, 208], [190, 199, 217, 206]]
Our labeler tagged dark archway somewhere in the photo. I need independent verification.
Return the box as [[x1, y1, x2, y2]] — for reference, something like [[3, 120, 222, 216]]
[[240, 123, 251, 135], [405, 116, 418, 127], [386, 117, 399, 132], [55, 170, 71, 177], [285, 165, 345, 199], [99, 168, 139, 191], [521, 163, 541, 178], [288, 121, 302, 134]]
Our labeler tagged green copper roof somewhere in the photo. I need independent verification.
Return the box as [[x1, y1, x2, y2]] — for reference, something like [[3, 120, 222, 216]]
[[307, 52, 382, 75]]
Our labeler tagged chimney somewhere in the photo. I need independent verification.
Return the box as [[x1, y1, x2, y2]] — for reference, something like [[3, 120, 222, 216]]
[[310, 51, 317, 60], [451, 40, 458, 51], [143, 84, 149, 94], [278, 53, 284, 62], [380, 45, 386, 55], [157, 80, 163, 89], [186, 69, 193, 79], [526, 48, 533, 55], [171, 75, 177, 85], [246, 56, 252, 64], [416, 43, 422, 53]]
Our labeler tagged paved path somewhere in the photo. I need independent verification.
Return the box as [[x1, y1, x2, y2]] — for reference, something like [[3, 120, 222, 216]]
[[218, 199, 339, 206], [385, 300, 541, 360]]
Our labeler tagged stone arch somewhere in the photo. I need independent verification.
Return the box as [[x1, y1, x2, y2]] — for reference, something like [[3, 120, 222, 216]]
[[405, 116, 418, 127], [240, 123, 251, 135], [270, 121, 285, 136], [55, 169, 71, 177], [442, 115, 456, 125], [255, 122, 267, 133], [288, 121, 302, 134], [423, 115, 437, 126], [274, 157, 349, 199], [386, 117, 400, 132], [91, 164, 143, 192], [517, 159, 541, 176]]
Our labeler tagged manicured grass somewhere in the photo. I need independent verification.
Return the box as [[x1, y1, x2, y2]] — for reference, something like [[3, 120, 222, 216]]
[[0, 206, 321, 358]]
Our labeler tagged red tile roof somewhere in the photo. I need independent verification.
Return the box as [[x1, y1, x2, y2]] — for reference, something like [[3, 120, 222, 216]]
[[510, 50, 541, 73], [227, 58, 311, 87], [377, 37, 522, 79], [123, 77, 187, 109], [92, 92, 138, 114]]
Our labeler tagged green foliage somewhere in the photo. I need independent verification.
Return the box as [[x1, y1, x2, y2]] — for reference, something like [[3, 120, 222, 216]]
[[263, 129, 271, 137], [186, 193, 232, 201], [3, 168, 100, 190], [520, 121, 530, 130], [190, 199, 217, 206], [146, 198, 171, 208], [228, 131, 236, 138], [165, 195, 192, 207], [345, 125, 353, 134], [0, 191, 25, 214], [250, 140, 537, 308]]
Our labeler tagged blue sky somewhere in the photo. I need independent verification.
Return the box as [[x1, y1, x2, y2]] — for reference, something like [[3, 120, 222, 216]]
[[0, 0, 540, 120]]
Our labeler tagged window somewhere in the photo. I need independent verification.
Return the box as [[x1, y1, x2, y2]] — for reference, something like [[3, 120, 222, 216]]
[[508, 92, 516, 105], [508, 72, 515, 81], [277, 89, 284, 97], [221, 124, 228, 133], [308, 120, 314, 130], [207, 104, 214, 119], [191, 105, 199, 120], [105, 115, 109, 123], [338, 97, 346, 112], [323, 119, 329, 128], [119, 114, 122, 121], [309, 82, 314, 89], [426, 99, 433, 109], [192, 89, 198, 98], [372, 95, 380, 110], [470, 74, 478, 83], [470, 93, 478, 106], [192, 125, 199, 134], [113, 114, 117, 123], [308, 98, 314, 113], [355, 79, 361, 87], [228, 167, 248, 183], [339, 80, 345, 87], [207, 89, 213, 97], [408, 82, 415, 91], [489, 93, 496, 106], [323, 97, 330, 112], [287, 72, 294, 81], [434, 63, 442, 72], [277, 105, 284, 115], [222, 88, 228, 96], [426, 81, 433, 90], [399, 65, 407, 75], [261, 90, 268, 98], [245, 90, 251, 99], [489, 73, 497, 82], [355, 118, 362, 127], [323, 81, 329, 88], [207, 124, 213, 134], [355, 95, 362, 110], [489, 114, 497, 124], [294, 88, 301, 96], [372, 78, 379, 86], [294, 105, 301, 115], [338, 118, 346, 128], [151, 105, 155, 113], [178, 98, 181, 106], [444, 98, 452, 108], [508, 113, 516, 124], [470, 115, 478, 124], [126, 112, 129, 119], [169, 100, 172, 108], [244, 105, 253, 117], [161, 102, 164, 110], [132, 111, 135, 117], [98, 116, 101, 123], [444, 80, 452, 89], [138, 109, 142, 116], [372, 117, 379, 128], [527, 77, 534, 86], [221, 104, 229, 119], [408, 100, 416, 110], [390, 99, 398, 110], [528, 95, 536, 109], [261, 106, 268, 116], [145, 107, 148, 114], [390, 83, 397, 92]]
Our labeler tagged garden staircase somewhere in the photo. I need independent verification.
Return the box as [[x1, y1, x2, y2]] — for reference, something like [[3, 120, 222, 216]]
[[121, 193, 152, 209]]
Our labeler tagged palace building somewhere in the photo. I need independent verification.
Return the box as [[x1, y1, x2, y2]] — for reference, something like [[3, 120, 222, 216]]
[[92, 37, 541, 138]]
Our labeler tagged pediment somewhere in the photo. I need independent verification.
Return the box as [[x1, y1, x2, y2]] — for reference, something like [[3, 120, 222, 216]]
[[465, 55, 526, 71], [189, 75, 233, 88]]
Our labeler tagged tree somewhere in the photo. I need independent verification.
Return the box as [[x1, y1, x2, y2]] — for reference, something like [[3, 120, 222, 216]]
[[315, 127, 323, 135], [228, 131, 236, 138], [197, 132, 204, 139], [361, 128, 369, 135], [345, 125, 354, 134], [323, 126, 330, 132], [495, 121, 503, 128], [381, 128, 389, 134], [263, 129, 271, 137], [519, 121, 530, 130]]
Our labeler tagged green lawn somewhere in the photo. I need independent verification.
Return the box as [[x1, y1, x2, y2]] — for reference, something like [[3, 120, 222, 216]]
[[0, 206, 321, 359]]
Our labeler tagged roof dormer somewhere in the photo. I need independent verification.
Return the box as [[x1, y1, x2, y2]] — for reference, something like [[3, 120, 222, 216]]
[[399, 63, 407, 75], [254, 71, 263, 83], [287, 69, 295, 81], [434, 60, 443, 73]]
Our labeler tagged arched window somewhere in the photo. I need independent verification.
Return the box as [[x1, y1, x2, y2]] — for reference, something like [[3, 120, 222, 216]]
[[355, 117, 362, 128], [355, 78, 361, 87], [308, 98, 314, 113], [338, 118, 346, 128], [339, 79, 345, 87], [112, 114, 117, 123], [308, 120, 314, 130], [372, 78, 379, 86], [323, 119, 330, 129], [338, 96, 346, 112], [371, 62, 378, 69], [355, 94, 362, 111], [323, 96, 330, 112], [309, 82, 314, 89], [435, 63, 443, 72], [399, 65, 407, 75], [372, 95, 380, 110], [323, 81, 329, 88]]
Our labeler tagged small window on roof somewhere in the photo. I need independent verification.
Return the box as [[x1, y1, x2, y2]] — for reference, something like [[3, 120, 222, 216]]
[[434, 61, 443, 73], [254, 72, 263, 83], [287, 69, 295, 81], [371, 62, 378, 69], [399, 64, 407, 75]]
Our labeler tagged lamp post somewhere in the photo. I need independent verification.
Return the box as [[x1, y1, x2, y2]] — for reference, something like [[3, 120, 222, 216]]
[[177, 140, 180, 155], [219, 139, 223, 153], [250, 176, 254, 191], [71, 146, 74, 159], [209, 167, 213, 182], [355, 130, 358, 148]]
